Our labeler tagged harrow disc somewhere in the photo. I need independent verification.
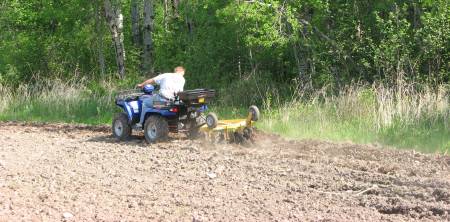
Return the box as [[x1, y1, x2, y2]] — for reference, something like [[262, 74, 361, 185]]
[[206, 113, 219, 129]]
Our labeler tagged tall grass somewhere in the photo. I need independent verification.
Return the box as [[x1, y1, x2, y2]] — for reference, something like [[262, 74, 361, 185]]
[[0, 79, 115, 125], [0, 78, 448, 153], [259, 83, 450, 153], [0, 83, 12, 114]]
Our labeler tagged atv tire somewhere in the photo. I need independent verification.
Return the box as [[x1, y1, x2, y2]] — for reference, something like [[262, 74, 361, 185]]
[[144, 115, 169, 143], [112, 113, 132, 141]]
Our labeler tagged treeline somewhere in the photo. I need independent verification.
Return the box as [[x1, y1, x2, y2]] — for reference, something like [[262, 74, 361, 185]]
[[0, 0, 449, 89]]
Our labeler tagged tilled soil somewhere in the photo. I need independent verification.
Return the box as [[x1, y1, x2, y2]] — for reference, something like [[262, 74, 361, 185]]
[[0, 122, 449, 221]]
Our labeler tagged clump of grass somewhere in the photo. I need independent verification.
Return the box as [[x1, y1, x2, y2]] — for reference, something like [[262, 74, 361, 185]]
[[374, 83, 449, 128], [0, 78, 116, 125], [0, 83, 12, 113], [259, 83, 450, 153]]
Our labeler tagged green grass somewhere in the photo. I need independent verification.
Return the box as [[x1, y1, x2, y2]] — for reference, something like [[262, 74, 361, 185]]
[[378, 118, 450, 153], [0, 96, 113, 125], [0, 81, 448, 154], [256, 84, 449, 154], [0, 80, 116, 125], [259, 105, 375, 143], [257, 103, 449, 154]]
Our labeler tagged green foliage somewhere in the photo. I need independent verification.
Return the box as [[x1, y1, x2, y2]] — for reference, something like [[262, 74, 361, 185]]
[[373, 5, 413, 81], [1, 0, 448, 87]]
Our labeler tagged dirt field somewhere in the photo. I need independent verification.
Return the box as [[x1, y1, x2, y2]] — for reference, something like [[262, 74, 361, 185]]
[[0, 122, 449, 221]]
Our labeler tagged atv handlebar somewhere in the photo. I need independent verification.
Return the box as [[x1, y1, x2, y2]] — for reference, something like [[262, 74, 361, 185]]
[[115, 89, 144, 101]]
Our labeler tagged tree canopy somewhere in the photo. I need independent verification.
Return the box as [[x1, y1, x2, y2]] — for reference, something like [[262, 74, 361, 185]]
[[1, 0, 448, 89]]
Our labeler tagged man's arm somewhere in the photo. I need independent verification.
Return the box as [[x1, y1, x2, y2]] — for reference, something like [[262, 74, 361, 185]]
[[136, 78, 156, 88]]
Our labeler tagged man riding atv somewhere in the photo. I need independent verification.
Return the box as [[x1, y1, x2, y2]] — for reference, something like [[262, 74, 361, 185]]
[[113, 65, 259, 143], [136, 66, 186, 120]]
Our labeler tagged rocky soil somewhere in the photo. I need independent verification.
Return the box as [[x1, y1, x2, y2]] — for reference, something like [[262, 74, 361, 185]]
[[0, 122, 449, 221]]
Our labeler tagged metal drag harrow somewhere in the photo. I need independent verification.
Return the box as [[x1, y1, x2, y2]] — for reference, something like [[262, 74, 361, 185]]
[[199, 105, 260, 144]]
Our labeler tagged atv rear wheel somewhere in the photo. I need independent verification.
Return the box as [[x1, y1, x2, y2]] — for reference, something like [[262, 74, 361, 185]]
[[112, 113, 132, 141], [144, 115, 169, 143]]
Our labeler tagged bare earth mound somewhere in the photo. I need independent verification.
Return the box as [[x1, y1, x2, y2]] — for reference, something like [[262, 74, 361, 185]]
[[0, 122, 449, 221]]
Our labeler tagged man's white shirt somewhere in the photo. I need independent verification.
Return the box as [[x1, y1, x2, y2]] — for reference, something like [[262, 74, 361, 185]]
[[153, 73, 185, 99]]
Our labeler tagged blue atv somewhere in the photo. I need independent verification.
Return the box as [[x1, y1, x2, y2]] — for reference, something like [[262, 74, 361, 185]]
[[112, 85, 216, 143]]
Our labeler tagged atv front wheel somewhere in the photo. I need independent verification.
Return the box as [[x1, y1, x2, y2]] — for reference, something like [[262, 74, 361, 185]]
[[112, 113, 132, 141], [144, 115, 169, 143]]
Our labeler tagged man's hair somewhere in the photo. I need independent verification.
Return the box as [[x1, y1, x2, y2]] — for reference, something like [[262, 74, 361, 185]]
[[174, 66, 185, 72]]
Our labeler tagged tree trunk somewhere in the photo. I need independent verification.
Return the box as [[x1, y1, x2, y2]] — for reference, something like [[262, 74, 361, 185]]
[[413, 3, 420, 30], [163, 0, 168, 30], [171, 0, 179, 18], [95, 0, 106, 76], [104, 0, 126, 78], [142, 0, 154, 75], [185, 1, 193, 35], [130, 0, 140, 45]]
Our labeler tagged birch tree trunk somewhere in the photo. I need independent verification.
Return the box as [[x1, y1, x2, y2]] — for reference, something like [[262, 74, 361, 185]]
[[104, 0, 126, 78], [142, 0, 154, 74], [95, 0, 106, 77], [171, 0, 179, 18], [130, 0, 140, 45]]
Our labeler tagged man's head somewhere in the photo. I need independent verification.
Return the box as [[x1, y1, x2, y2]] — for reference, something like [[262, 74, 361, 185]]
[[174, 66, 185, 75]]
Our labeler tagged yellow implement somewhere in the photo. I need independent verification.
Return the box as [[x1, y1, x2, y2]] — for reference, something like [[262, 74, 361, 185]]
[[199, 105, 259, 143]]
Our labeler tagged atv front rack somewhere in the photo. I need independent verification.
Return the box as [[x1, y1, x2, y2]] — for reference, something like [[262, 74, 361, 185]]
[[115, 89, 144, 101]]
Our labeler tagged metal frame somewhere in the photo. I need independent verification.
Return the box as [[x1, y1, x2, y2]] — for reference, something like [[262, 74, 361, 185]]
[[199, 111, 254, 140]]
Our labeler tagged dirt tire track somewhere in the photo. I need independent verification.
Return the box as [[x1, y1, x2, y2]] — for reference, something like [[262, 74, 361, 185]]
[[0, 122, 449, 221]]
